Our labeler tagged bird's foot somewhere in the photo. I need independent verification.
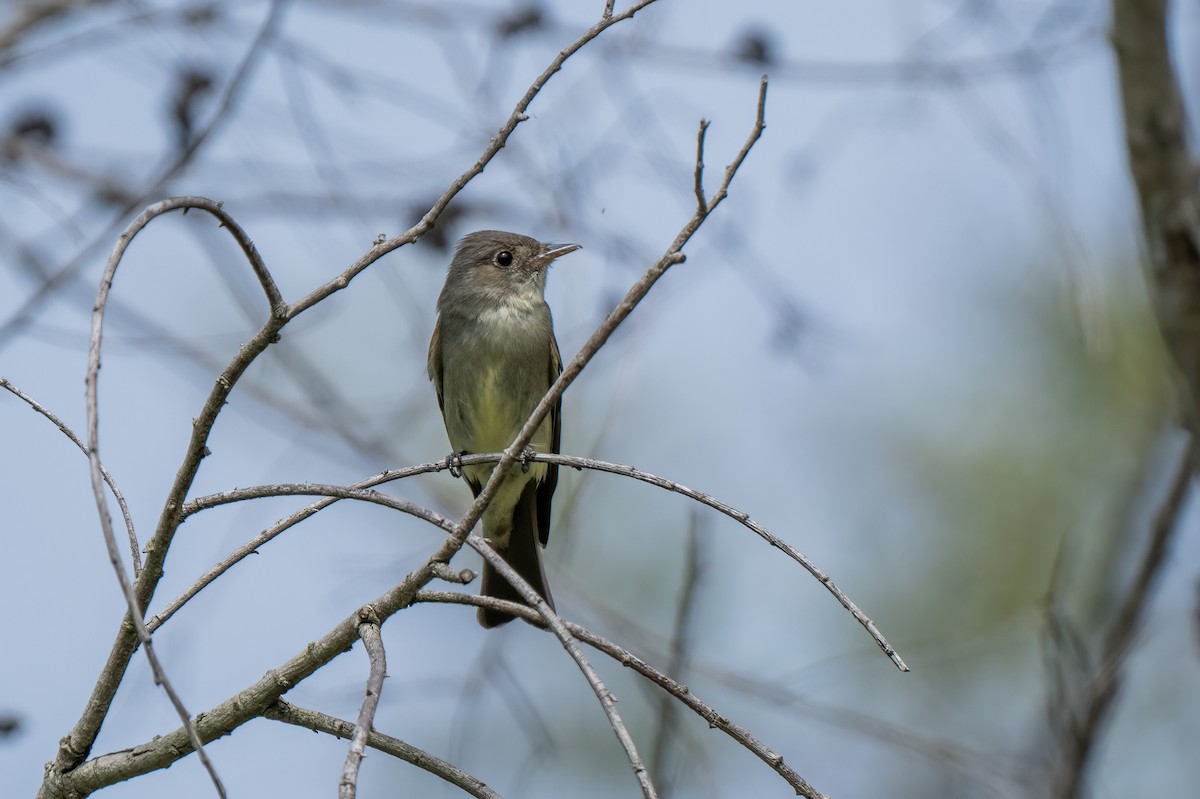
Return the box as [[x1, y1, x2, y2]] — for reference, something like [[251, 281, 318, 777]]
[[518, 446, 536, 473], [445, 452, 466, 479]]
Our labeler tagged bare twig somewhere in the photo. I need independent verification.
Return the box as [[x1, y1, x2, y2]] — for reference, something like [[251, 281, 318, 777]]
[[0, 377, 139, 577], [264, 700, 505, 799], [432, 562, 477, 584], [693, 119, 710, 211], [340, 614, 387, 799], [146, 482, 453, 633], [416, 591, 829, 799]]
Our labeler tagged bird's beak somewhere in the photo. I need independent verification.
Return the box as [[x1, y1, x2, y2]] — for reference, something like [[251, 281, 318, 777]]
[[533, 242, 581, 270]]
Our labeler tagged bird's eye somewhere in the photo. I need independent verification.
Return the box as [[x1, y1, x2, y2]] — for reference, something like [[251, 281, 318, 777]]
[[495, 250, 513, 267]]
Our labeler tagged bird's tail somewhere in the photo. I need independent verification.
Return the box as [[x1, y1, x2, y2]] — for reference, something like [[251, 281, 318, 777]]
[[478, 481, 554, 628]]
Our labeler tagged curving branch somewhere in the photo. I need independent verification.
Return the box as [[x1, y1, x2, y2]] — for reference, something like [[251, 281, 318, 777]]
[[0, 377, 139, 576], [1049, 4, 1200, 795], [1112, 0, 1200, 407], [83, 200, 247, 798]]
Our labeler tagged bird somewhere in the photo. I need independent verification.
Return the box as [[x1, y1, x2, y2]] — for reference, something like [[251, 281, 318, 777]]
[[428, 230, 579, 627]]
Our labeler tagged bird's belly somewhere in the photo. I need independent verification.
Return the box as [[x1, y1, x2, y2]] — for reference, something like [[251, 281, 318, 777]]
[[446, 363, 551, 456]]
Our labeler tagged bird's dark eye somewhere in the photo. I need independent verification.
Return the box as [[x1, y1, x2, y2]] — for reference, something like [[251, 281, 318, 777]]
[[495, 250, 513, 267]]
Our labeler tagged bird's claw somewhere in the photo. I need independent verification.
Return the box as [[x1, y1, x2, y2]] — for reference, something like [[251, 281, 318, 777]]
[[446, 452, 465, 479], [519, 446, 536, 473]]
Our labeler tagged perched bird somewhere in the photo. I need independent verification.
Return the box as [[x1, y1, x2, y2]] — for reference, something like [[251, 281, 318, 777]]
[[428, 230, 579, 627]]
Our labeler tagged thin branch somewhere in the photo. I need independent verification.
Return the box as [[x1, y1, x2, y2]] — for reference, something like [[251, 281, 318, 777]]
[[416, 591, 829, 799], [150, 482, 455, 632], [264, 700, 505, 799], [0, 377, 139, 577], [84, 205, 227, 798], [1051, 437, 1198, 797], [341, 614, 387, 799], [704, 75, 769, 215], [603, 0, 616, 20]]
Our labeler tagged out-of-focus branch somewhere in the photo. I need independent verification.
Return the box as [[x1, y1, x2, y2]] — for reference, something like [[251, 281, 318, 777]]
[[1112, 0, 1200, 410], [1049, 438, 1198, 797], [264, 700, 505, 799], [0, 1, 289, 349], [649, 512, 705, 796], [1053, 2, 1200, 795], [0, 0, 114, 53]]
